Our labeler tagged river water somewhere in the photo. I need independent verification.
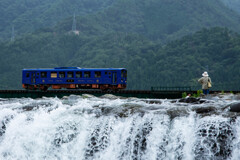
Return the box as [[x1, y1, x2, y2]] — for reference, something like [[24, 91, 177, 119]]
[[0, 94, 240, 160]]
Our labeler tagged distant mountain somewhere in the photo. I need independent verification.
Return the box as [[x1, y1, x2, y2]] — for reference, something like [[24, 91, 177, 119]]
[[56, 0, 240, 42], [1, 0, 240, 90], [1, 0, 240, 42], [0, 0, 116, 41], [221, 0, 240, 14], [0, 27, 239, 90]]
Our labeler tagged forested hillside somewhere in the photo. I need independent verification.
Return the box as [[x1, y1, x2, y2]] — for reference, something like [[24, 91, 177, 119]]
[[152, 27, 240, 89], [1, 0, 240, 90], [221, 0, 240, 14], [1, 0, 240, 43], [37, 0, 240, 42], [0, 0, 116, 41], [0, 27, 239, 90]]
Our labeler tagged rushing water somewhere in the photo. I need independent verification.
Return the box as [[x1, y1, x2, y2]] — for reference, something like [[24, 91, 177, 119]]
[[0, 94, 240, 160]]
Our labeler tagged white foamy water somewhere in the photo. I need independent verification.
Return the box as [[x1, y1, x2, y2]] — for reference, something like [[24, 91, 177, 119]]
[[0, 94, 239, 160]]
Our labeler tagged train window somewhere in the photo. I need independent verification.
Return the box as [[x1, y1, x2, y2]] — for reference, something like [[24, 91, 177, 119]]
[[41, 72, 47, 78], [67, 72, 74, 78], [105, 72, 107, 75], [76, 71, 82, 78], [59, 72, 65, 78], [84, 71, 91, 78], [26, 73, 30, 78], [95, 71, 101, 78], [51, 72, 57, 78]]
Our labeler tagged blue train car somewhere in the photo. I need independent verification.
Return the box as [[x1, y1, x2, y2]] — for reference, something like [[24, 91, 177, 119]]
[[22, 67, 127, 91]]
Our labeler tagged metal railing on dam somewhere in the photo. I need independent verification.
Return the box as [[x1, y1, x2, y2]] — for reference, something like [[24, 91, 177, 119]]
[[0, 89, 239, 99], [0, 90, 182, 99]]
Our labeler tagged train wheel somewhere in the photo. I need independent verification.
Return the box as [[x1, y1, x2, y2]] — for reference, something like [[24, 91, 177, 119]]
[[100, 85, 108, 91], [43, 86, 48, 91], [40, 86, 48, 91], [25, 85, 29, 90], [28, 85, 35, 90]]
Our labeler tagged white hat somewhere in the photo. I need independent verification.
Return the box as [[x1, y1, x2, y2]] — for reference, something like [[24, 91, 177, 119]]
[[202, 71, 209, 77]]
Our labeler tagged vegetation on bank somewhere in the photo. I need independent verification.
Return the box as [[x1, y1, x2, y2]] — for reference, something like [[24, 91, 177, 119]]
[[0, 27, 239, 90]]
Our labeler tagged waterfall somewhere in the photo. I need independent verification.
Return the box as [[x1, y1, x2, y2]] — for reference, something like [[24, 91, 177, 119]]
[[0, 94, 239, 160]]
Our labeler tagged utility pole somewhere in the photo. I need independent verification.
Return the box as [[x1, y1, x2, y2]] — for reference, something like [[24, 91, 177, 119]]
[[72, 13, 76, 32], [11, 25, 15, 42]]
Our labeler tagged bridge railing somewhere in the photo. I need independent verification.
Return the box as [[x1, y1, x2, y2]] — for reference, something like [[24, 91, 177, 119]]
[[151, 86, 192, 92], [210, 84, 240, 92], [151, 84, 240, 92]]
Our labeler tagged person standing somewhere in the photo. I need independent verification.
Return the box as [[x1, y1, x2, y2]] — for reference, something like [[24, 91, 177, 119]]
[[198, 71, 212, 95]]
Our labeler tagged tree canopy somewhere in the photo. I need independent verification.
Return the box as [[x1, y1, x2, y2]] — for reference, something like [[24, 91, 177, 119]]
[[0, 27, 239, 90]]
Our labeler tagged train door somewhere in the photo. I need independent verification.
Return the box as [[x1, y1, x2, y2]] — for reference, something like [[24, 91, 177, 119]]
[[31, 72, 35, 84], [24, 72, 31, 84], [31, 72, 39, 84], [112, 71, 117, 84]]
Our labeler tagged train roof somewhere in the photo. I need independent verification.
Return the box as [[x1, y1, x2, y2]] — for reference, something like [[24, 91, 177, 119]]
[[22, 67, 126, 71]]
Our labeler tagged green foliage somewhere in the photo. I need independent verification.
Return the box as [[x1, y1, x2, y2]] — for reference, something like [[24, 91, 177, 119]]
[[0, 0, 117, 41], [54, 0, 240, 43], [221, 0, 240, 14], [1, 0, 240, 91], [193, 90, 203, 98], [198, 90, 203, 96], [1, 0, 240, 43], [0, 27, 240, 90], [182, 92, 187, 98]]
